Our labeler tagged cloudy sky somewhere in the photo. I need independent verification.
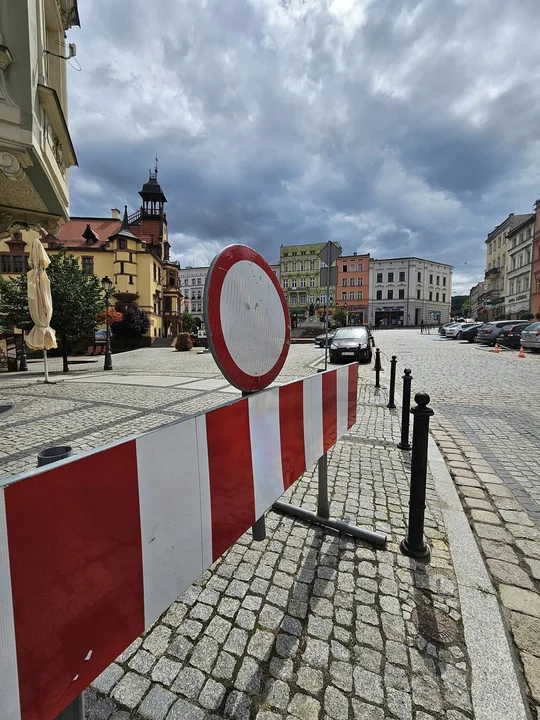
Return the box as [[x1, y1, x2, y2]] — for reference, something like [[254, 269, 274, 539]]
[[67, 0, 540, 294]]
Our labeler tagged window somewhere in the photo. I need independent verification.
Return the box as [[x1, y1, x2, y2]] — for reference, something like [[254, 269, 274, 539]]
[[376, 272, 383, 283], [387, 290, 393, 300], [342, 264, 347, 272], [164, 297, 172, 312], [120, 261, 125, 274], [436, 292, 439, 301], [129, 253, 133, 263], [342, 278, 347, 286], [290, 295, 297, 305], [526, 250, 531, 264], [517, 280, 522, 293], [349, 291, 355, 300], [12, 256, 23, 273], [283, 262, 288, 273], [154, 264, 157, 281], [436, 275, 440, 285], [309, 295, 315, 304], [292, 261, 297, 271], [358, 264, 363, 272], [183, 278, 188, 286], [300, 261, 306, 271], [350, 278, 356, 286], [349, 264, 355, 272], [300, 277, 306, 288], [399, 271, 405, 282], [398, 289, 405, 299], [341, 292, 347, 300], [300, 293, 306, 304], [168, 271, 175, 286], [417, 272, 421, 282], [442, 294, 446, 302], [320, 294, 326, 304], [429, 274, 433, 284], [291, 278, 297, 289], [417, 290, 421, 299], [358, 278, 363, 286], [537, 279, 540, 293], [129, 276, 134, 285], [376, 290, 382, 300], [119, 238, 126, 250], [357, 291, 363, 300], [82, 257, 94, 275], [1, 256, 10, 273], [283, 279, 289, 289], [388, 272, 394, 282], [309, 259, 315, 270], [310, 276, 315, 287], [429, 291, 433, 301], [443, 277, 446, 287], [525, 276, 529, 290]]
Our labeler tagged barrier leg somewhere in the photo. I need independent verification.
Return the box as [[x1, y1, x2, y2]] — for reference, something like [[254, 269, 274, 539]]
[[243, 390, 267, 542], [317, 453, 329, 519], [56, 695, 84, 720]]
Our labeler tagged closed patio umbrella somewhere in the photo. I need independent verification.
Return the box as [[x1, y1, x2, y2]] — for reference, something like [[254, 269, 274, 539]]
[[26, 239, 57, 382]]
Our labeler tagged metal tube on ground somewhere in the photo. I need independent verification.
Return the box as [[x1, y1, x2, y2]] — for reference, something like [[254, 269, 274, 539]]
[[397, 369, 412, 450], [400, 392, 434, 560], [273, 500, 387, 548]]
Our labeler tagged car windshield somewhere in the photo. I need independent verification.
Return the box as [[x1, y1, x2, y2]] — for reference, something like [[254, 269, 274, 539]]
[[334, 328, 367, 339]]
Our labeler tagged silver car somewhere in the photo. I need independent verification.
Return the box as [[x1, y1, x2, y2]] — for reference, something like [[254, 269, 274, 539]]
[[475, 320, 515, 345], [520, 322, 540, 352]]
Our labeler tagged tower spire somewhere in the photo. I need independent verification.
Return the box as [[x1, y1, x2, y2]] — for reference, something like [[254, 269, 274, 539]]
[[155, 154, 159, 176]]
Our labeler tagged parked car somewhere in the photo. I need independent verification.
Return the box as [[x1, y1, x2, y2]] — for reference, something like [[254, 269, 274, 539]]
[[314, 330, 336, 347], [445, 322, 476, 339], [497, 322, 532, 349], [520, 322, 540, 352], [330, 326, 372, 363], [439, 322, 458, 336], [475, 321, 516, 345], [459, 323, 483, 343]]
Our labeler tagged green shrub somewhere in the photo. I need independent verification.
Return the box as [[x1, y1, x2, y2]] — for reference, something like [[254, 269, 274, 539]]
[[521, 312, 534, 320], [535, 312, 540, 320], [175, 333, 192, 351]]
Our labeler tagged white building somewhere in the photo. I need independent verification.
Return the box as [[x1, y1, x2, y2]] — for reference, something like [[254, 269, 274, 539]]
[[369, 257, 453, 327], [505, 214, 534, 319], [0, 0, 80, 238], [179, 266, 208, 323]]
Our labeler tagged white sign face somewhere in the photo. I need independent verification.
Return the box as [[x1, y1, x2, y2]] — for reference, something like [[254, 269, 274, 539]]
[[204, 245, 291, 392], [220, 261, 285, 377]]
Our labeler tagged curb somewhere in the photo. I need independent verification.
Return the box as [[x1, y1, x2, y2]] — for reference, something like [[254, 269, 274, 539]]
[[428, 437, 531, 720]]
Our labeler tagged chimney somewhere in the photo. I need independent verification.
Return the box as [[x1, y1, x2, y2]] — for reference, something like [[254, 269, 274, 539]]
[[111, 208, 121, 220], [353, 251, 357, 256]]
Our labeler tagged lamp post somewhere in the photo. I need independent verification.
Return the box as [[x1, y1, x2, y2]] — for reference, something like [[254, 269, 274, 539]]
[[101, 275, 113, 371]]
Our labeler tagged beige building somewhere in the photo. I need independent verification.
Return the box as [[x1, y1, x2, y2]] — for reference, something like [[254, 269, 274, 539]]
[[279, 242, 340, 318], [481, 213, 531, 319], [0, 0, 79, 238], [469, 281, 485, 320], [505, 215, 534, 319]]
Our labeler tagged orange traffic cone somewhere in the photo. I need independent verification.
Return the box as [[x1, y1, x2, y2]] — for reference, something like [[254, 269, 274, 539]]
[[518, 346, 526, 358], [493, 343, 500, 353]]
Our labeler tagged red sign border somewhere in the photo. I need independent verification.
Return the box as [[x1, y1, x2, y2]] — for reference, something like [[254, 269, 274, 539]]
[[204, 245, 291, 392]]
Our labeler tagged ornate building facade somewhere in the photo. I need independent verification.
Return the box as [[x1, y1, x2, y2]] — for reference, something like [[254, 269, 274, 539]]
[[0, 0, 79, 238], [0, 170, 184, 343]]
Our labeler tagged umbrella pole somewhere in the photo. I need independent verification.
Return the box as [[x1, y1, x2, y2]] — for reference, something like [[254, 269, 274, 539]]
[[43, 349, 50, 383]]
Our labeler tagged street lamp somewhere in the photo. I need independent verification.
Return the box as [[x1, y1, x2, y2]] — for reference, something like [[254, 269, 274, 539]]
[[101, 275, 113, 371]]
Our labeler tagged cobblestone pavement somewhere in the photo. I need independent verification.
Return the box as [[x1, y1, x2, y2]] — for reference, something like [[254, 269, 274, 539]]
[[80, 373, 481, 720], [364, 329, 540, 718], [0, 346, 322, 478]]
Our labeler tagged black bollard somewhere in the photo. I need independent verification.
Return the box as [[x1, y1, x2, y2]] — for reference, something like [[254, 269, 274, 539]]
[[397, 369, 412, 450], [373, 348, 383, 388], [387, 355, 397, 409], [400, 393, 434, 561]]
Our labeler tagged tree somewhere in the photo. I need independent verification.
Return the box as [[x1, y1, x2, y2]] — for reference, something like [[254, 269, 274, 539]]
[[47, 251, 105, 372], [334, 307, 348, 327], [461, 298, 470, 316], [111, 303, 150, 347], [97, 308, 123, 325], [0, 274, 32, 333], [180, 310, 196, 333], [451, 295, 468, 315]]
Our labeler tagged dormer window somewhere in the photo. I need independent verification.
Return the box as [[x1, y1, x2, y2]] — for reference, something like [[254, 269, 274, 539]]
[[82, 224, 99, 245]]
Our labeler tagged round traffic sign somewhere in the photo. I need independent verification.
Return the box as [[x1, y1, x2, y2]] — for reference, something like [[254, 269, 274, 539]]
[[204, 245, 290, 392]]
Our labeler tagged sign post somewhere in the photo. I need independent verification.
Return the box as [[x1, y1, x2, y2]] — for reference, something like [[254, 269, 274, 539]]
[[204, 245, 291, 541], [318, 242, 340, 371]]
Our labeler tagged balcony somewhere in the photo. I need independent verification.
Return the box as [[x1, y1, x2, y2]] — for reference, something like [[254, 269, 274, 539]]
[[485, 267, 501, 278]]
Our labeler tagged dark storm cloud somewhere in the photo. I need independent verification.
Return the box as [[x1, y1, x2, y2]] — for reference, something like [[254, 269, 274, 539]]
[[67, 0, 540, 291]]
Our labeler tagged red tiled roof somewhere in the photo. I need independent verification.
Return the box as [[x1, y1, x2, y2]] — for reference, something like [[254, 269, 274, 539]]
[[55, 217, 144, 248]]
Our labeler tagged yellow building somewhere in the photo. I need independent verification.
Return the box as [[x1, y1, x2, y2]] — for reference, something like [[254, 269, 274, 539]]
[[0, 169, 183, 343]]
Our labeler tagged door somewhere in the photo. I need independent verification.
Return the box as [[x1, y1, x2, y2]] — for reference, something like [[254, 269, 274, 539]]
[[415, 309, 420, 325]]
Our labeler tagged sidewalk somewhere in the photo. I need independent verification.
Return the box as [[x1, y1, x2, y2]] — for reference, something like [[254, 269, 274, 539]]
[[84, 370, 528, 720]]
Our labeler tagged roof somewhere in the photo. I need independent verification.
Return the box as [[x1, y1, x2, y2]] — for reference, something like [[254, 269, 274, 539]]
[[371, 257, 454, 268], [506, 214, 535, 238], [139, 171, 167, 203], [56, 217, 143, 248], [485, 213, 531, 242]]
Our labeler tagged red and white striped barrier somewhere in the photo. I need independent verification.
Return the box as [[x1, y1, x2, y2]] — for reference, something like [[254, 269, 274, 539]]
[[0, 364, 358, 720]]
